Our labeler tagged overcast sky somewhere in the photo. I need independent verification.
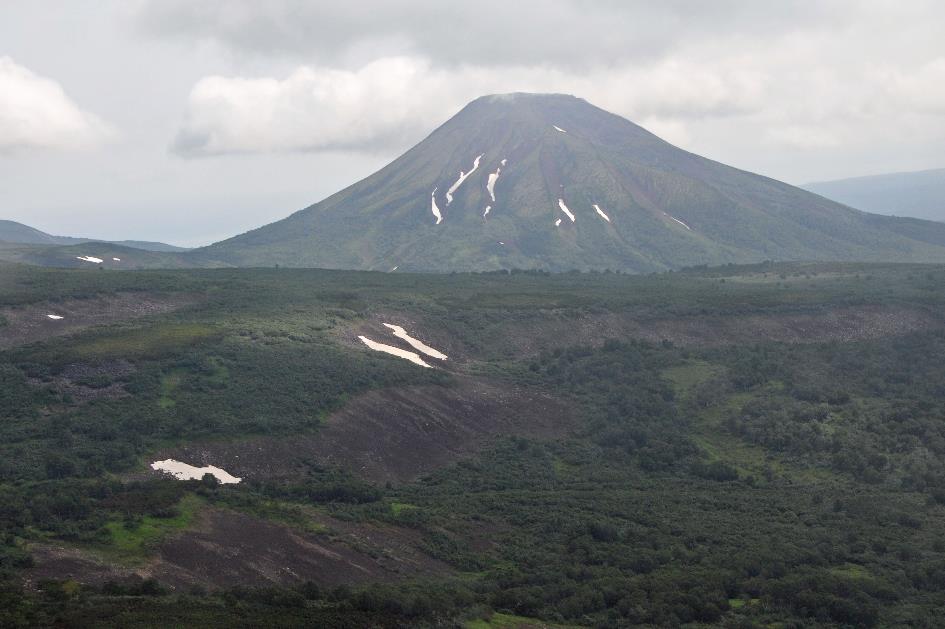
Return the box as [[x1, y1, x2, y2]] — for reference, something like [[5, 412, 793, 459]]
[[2, 1, 944, 246]]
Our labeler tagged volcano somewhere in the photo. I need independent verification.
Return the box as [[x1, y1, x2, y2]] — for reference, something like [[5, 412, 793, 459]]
[[200, 93, 945, 272]]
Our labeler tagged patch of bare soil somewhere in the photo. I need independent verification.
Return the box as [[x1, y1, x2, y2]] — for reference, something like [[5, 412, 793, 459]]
[[498, 305, 939, 355], [24, 508, 450, 591], [151, 377, 572, 485], [22, 545, 144, 590], [0, 292, 197, 350], [28, 359, 135, 403], [150, 507, 450, 590]]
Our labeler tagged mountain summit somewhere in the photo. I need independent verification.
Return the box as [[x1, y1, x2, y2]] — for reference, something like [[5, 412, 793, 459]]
[[202, 93, 945, 271]]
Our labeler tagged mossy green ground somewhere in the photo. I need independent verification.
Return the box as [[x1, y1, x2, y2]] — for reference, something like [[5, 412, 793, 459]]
[[465, 612, 582, 629], [102, 494, 202, 562]]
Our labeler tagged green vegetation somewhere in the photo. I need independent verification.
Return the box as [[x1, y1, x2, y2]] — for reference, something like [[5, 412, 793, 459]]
[[102, 494, 202, 561], [64, 323, 219, 361], [0, 260, 944, 627], [157, 368, 184, 409], [465, 612, 578, 628], [390, 502, 417, 517]]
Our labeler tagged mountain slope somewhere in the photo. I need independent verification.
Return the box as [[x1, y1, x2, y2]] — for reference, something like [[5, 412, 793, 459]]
[[200, 93, 945, 272], [803, 168, 945, 223], [0, 220, 191, 252]]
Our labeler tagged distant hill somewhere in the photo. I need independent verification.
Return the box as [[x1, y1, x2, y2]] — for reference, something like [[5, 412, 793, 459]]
[[0, 240, 205, 270], [0, 220, 191, 252], [199, 93, 945, 272], [803, 169, 945, 223]]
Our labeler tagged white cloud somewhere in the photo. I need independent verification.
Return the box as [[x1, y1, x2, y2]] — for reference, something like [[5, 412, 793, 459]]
[[0, 56, 113, 153], [158, 1, 945, 169], [173, 57, 458, 155], [172, 55, 768, 156]]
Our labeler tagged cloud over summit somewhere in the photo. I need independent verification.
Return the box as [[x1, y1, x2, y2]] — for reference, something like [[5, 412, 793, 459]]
[[156, 1, 945, 161]]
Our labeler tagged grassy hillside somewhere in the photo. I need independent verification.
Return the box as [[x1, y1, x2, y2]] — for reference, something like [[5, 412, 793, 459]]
[[0, 261, 944, 626]]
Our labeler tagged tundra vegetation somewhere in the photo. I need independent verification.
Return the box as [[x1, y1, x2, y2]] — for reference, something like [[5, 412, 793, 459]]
[[0, 260, 944, 627]]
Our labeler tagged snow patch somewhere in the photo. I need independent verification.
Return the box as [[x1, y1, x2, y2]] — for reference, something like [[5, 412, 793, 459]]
[[76, 256, 103, 264], [486, 167, 501, 202], [151, 459, 241, 484], [431, 187, 443, 224], [483, 205, 491, 217], [555, 218, 562, 227], [382, 323, 448, 360], [593, 204, 611, 222], [446, 154, 483, 205], [664, 213, 692, 230], [46, 314, 64, 320], [501, 158, 507, 166], [553, 125, 567, 133], [359, 335, 432, 368], [557, 199, 576, 222], [498, 241, 505, 245], [390, 266, 398, 272], [112, 257, 121, 261]]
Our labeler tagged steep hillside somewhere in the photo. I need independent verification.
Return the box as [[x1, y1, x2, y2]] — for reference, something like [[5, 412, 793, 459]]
[[804, 168, 945, 223], [201, 93, 945, 271]]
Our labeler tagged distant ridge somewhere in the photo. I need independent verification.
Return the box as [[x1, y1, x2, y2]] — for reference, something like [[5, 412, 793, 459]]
[[803, 168, 945, 223], [0, 220, 191, 252]]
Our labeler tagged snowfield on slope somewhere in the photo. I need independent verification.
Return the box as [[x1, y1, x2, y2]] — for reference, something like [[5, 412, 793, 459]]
[[557, 199, 576, 222], [665, 213, 692, 230], [383, 323, 448, 360], [446, 154, 484, 204], [359, 335, 432, 368], [553, 125, 567, 133], [594, 204, 611, 222], [76, 256, 103, 264], [486, 167, 501, 202], [431, 188, 443, 224], [151, 459, 242, 484]]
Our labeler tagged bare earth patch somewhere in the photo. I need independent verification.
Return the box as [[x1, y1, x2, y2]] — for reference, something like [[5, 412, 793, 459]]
[[150, 508, 450, 590], [22, 545, 144, 590], [24, 508, 449, 591], [151, 377, 573, 485], [344, 315, 469, 366], [0, 292, 197, 350]]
